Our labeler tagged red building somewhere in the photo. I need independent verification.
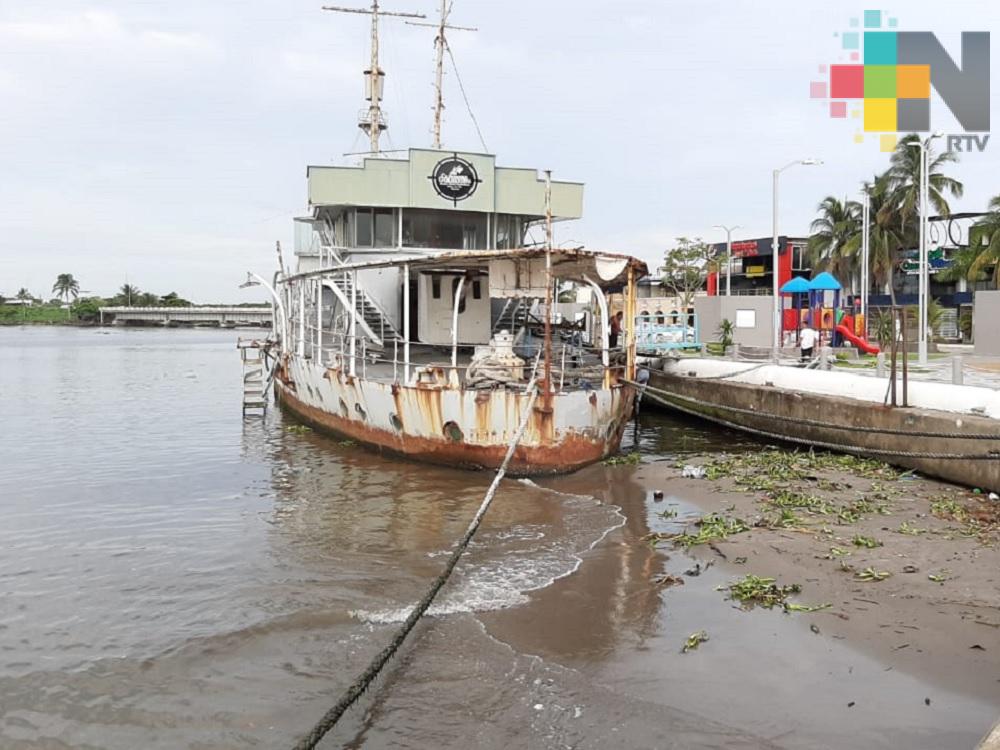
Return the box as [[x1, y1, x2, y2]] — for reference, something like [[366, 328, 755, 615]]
[[707, 236, 810, 297]]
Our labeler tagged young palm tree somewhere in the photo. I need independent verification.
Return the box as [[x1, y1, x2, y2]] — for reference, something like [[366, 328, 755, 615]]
[[808, 196, 861, 284], [51, 273, 80, 304], [15, 288, 31, 301], [881, 133, 964, 234], [862, 176, 910, 306], [967, 195, 1000, 285]]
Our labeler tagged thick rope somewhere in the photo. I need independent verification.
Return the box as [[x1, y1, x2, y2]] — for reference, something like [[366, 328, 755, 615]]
[[630, 379, 999, 461], [627, 377, 1000, 441], [290, 380, 541, 750]]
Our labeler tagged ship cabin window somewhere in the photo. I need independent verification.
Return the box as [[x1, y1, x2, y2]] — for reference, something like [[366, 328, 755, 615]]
[[401, 209, 486, 250], [495, 215, 525, 250], [472, 280, 482, 300], [655, 310, 665, 324], [353, 208, 395, 248], [432, 276, 441, 299]]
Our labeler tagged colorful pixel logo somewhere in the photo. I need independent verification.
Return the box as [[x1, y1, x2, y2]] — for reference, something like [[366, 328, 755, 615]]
[[810, 10, 990, 152]]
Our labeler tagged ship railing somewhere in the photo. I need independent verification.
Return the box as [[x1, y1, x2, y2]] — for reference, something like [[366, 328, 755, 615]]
[[297, 327, 626, 392]]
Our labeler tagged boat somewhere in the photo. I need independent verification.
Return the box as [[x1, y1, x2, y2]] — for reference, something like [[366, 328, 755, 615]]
[[639, 356, 1000, 492], [243, 2, 647, 475]]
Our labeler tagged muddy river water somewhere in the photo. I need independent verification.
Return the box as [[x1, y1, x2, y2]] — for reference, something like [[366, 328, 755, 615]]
[[0, 327, 995, 749]]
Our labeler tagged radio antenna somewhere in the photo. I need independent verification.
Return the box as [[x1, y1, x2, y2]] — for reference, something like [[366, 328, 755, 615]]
[[407, 1, 477, 149], [322, 2, 426, 155]]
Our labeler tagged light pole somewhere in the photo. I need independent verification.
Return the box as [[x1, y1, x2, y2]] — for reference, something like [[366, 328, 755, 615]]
[[772, 159, 823, 356], [908, 132, 943, 365], [860, 184, 869, 329], [713, 224, 741, 297]]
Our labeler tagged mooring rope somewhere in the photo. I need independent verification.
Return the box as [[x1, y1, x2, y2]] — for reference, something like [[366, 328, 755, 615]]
[[290, 379, 541, 750], [627, 378, 1000, 461]]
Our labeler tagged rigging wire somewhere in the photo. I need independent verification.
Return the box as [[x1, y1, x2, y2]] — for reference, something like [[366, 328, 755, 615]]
[[445, 40, 489, 153]]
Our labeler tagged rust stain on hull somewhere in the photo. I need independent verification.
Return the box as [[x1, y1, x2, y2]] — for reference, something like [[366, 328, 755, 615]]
[[276, 381, 631, 476]]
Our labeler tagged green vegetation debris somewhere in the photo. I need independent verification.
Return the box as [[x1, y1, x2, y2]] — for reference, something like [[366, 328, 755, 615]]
[[669, 514, 750, 547], [285, 424, 312, 434], [851, 535, 882, 549], [338, 439, 356, 447], [682, 631, 709, 653], [855, 567, 891, 582], [896, 521, 927, 536], [784, 602, 833, 614], [722, 574, 802, 610], [928, 569, 952, 583], [657, 508, 678, 519], [604, 452, 642, 466]]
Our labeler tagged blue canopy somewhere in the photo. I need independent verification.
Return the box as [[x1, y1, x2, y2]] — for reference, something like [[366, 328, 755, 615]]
[[807, 272, 842, 291], [780, 276, 811, 294]]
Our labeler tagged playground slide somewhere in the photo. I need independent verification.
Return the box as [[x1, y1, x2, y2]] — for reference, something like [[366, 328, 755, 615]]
[[835, 324, 879, 354]]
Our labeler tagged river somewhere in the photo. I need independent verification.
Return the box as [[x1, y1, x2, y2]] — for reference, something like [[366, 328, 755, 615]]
[[0, 327, 994, 749]]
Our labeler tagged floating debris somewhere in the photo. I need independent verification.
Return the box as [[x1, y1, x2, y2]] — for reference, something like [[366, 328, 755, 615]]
[[681, 465, 706, 479], [285, 424, 312, 434], [682, 631, 709, 653], [669, 514, 750, 547]]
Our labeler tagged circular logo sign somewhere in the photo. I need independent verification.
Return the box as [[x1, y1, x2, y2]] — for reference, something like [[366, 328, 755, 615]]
[[429, 155, 481, 205]]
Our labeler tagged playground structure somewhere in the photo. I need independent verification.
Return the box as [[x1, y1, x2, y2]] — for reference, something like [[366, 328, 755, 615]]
[[780, 272, 879, 355], [635, 311, 701, 352]]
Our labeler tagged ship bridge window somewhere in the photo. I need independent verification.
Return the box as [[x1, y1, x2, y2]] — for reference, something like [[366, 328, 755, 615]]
[[432, 276, 441, 299], [353, 208, 395, 248], [402, 209, 486, 250]]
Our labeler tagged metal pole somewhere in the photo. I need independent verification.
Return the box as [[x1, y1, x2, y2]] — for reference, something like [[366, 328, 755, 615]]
[[901, 305, 908, 407], [297, 282, 305, 357], [772, 168, 781, 358], [726, 229, 733, 297], [861, 187, 869, 327], [451, 275, 465, 369], [315, 279, 323, 363], [349, 270, 357, 376], [543, 170, 553, 396], [403, 263, 411, 383], [919, 142, 930, 364]]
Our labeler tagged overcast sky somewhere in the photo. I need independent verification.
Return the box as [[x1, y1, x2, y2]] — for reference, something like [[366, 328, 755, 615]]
[[1, 1, 997, 302]]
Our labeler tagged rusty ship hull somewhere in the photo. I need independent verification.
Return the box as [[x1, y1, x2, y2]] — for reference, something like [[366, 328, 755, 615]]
[[275, 357, 637, 476]]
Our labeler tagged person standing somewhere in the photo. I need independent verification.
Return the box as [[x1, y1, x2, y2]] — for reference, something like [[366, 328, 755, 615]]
[[800, 323, 817, 362], [609, 310, 623, 349]]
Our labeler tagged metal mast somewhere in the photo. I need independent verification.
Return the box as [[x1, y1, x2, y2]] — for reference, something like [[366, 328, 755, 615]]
[[408, 1, 476, 149], [323, 2, 425, 155]]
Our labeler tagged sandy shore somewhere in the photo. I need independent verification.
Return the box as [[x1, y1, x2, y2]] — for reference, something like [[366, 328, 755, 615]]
[[482, 450, 1000, 749]]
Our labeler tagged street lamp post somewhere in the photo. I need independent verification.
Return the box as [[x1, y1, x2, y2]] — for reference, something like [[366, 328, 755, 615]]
[[908, 132, 943, 365], [713, 224, 741, 297], [861, 185, 870, 328], [772, 159, 823, 357]]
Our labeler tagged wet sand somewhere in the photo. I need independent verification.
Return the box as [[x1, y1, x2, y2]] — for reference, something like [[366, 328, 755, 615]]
[[482, 455, 1000, 750]]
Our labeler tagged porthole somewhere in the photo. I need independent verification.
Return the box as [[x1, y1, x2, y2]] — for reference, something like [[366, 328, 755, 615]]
[[443, 420, 464, 442], [354, 403, 367, 421], [389, 413, 403, 431]]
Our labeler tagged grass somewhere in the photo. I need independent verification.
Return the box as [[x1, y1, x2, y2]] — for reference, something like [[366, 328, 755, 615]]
[[0, 304, 76, 325]]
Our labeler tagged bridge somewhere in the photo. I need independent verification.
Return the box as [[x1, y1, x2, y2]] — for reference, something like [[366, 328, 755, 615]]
[[99, 306, 273, 327]]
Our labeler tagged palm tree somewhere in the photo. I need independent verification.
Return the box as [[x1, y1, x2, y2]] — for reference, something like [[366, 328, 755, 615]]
[[119, 283, 141, 306], [881, 133, 964, 234], [851, 175, 910, 305], [15, 288, 31, 302], [137, 292, 159, 307], [967, 195, 1000, 285], [808, 196, 861, 285], [51, 274, 80, 304]]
